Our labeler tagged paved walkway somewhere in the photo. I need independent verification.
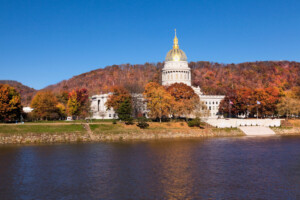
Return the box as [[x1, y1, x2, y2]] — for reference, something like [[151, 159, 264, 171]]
[[83, 123, 96, 140], [239, 126, 276, 136]]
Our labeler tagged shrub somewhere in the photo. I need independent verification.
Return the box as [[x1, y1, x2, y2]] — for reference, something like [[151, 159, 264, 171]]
[[112, 119, 117, 124], [187, 117, 201, 127], [125, 117, 134, 125], [137, 117, 149, 129]]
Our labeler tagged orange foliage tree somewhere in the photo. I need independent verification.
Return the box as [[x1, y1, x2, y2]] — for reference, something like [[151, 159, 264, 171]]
[[106, 86, 132, 112], [144, 82, 174, 122], [30, 91, 60, 120], [166, 83, 200, 119], [0, 84, 22, 122]]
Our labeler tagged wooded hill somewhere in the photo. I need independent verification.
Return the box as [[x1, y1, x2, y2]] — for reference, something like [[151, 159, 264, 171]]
[[44, 60, 300, 95], [0, 80, 36, 105], [2, 61, 300, 105]]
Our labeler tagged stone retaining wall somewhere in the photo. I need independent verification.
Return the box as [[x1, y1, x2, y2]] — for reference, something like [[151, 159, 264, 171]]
[[0, 126, 299, 145], [206, 119, 283, 128]]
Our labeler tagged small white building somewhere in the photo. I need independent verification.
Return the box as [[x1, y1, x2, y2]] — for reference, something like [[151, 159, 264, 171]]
[[90, 30, 225, 119], [23, 107, 34, 113], [91, 93, 117, 119]]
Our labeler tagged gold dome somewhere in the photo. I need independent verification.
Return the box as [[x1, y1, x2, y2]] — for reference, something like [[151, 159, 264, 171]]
[[165, 29, 187, 62]]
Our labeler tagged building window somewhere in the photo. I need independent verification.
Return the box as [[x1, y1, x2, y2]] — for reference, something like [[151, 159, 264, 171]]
[[109, 114, 111, 117], [216, 102, 218, 104], [209, 106, 211, 110]]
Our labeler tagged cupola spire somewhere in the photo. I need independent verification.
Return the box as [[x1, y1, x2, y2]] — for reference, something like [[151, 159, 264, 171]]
[[173, 29, 179, 49]]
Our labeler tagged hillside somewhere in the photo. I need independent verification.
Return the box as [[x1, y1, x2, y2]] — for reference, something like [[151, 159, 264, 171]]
[[44, 62, 163, 94], [2, 61, 299, 105], [44, 61, 300, 96], [0, 80, 36, 106]]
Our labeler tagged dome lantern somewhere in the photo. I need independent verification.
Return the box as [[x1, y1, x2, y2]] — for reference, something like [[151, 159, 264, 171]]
[[165, 29, 187, 62]]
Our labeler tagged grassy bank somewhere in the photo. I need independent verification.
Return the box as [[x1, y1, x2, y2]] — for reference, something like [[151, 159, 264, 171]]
[[90, 122, 215, 135], [0, 120, 299, 144], [0, 124, 85, 136]]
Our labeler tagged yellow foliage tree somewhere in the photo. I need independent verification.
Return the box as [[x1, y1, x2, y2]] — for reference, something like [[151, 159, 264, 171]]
[[67, 91, 80, 117], [277, 89, 300, 118], [143, 82, 174, 122]]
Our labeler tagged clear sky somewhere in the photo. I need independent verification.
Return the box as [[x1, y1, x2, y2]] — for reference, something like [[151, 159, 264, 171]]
[[1, 0, 300, 89]]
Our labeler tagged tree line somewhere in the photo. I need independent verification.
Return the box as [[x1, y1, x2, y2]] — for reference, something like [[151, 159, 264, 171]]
[[220, 86, 300, 118], [0, 84, 90, 122]]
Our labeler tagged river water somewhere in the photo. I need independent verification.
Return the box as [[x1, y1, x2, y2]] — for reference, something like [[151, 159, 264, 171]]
[[0, 136, 300, 200]]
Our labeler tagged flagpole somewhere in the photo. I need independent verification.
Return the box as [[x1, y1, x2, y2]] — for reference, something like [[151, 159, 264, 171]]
[[256, 101, 258, 119], [229, 100, 231, 118]]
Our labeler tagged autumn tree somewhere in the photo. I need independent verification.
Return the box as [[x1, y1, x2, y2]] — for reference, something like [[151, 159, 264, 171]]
[[166, 83, 200, 119], [0, 84, 22, 122], [31, 91, 60, 120], [56, 103, 67, 119], [75, 88, 89, 118], [56, 90, 69, 119], [56, 90, 69, 105], [67, 90, 80, 117], [66, 88, 89, 119], [277, 89, 300, 118], [144, 82, 174, 122], [106, 86, 132, 121]]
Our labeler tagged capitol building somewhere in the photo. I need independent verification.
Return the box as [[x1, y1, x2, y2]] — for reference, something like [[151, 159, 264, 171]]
[[91, 31, 225, 119]]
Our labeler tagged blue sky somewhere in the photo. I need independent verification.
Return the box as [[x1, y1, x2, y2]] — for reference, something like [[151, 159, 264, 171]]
[[1, 0, 300, 89]]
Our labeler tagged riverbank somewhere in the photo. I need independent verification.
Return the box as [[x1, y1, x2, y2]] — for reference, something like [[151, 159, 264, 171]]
[[0, 121, 299, 144]]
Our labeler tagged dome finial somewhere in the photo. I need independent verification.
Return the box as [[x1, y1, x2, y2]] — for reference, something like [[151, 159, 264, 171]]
[[173, 29, 179, 49]]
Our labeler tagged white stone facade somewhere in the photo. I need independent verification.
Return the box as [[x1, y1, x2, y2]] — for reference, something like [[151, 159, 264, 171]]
[[90, 93, 117, 119], [162, 61, 191, 86], [200, 95, 225, 118]]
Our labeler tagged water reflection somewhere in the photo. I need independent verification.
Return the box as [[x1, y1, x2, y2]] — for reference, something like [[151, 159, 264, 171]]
[[0, 136, 300, 199]]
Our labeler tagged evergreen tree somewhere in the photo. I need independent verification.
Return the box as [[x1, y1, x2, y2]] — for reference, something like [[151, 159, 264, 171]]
[[116, 98, 133, 124]]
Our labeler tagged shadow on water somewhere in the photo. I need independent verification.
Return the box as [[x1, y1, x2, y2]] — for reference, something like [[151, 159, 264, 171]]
[[0, 136, 300, 199]]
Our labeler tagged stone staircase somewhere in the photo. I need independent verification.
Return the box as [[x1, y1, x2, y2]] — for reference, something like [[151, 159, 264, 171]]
[[239, 126, 276, 136]]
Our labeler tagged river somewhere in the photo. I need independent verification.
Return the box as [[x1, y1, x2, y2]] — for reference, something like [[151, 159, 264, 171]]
[[0, 136, 300, 199]]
